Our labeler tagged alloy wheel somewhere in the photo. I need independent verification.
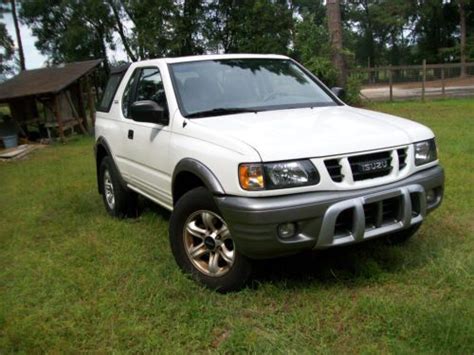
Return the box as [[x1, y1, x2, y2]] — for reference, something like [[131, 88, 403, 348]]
[[183, 210, 235, 277], [103, 170, 115, 210]]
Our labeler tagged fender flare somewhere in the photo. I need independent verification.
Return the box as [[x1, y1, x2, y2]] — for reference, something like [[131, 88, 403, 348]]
[[94, 137, 127, 193], [172, 158, 225, 198]]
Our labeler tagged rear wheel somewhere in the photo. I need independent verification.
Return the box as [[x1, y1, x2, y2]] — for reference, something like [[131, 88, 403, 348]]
[[169, 187, 252, 292], [99, 157, 137, 218], [386, 223, 421, 245]]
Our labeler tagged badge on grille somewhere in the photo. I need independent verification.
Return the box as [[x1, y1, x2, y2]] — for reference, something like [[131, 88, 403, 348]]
[[360, 159, 389, 172]]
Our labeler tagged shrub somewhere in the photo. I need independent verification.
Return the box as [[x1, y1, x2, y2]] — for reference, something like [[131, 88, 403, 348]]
[[304, 57, 338, 88], [344, 75, 362, 106]]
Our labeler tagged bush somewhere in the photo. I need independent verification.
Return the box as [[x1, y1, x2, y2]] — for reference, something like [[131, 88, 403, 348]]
[[303, 57, 338, 88], [344, 75, 362, 106]]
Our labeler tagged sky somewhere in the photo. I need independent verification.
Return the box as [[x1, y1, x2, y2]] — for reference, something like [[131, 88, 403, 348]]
[[3, 12, 47, 69], [3, 12, 128, 70]]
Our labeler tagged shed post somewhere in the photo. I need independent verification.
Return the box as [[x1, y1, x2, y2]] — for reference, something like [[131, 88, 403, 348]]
[[65, 90, 87, 134], [86, 75, 96, 127], [54, 94, 65, 141], [77, 80, 89, 131]]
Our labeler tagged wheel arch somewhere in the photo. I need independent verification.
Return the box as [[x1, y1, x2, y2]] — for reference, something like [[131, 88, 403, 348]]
[[172, 158, 225, 205], [95, 137, 126, 194]]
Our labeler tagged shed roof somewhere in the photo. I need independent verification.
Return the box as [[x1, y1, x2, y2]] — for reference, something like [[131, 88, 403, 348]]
[[0, 59, 102, 102]]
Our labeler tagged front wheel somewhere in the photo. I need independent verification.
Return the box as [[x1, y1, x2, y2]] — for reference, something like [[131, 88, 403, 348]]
[[169, 187, 252, 292]]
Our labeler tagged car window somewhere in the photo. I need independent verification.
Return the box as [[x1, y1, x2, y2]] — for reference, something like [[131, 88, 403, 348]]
[[98, 73, 122, 112], [135, 68, 167, 109], [169, 59, 337, 118], [121, 70, 138, 118]]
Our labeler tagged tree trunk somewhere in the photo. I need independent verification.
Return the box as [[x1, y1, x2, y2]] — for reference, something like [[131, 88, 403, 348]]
[[10, 0, 25, 71], [95, 25, 110, 75], [459, 0, 467, 77], [326, 0, 346, 87], [108, 0, 137, 61]]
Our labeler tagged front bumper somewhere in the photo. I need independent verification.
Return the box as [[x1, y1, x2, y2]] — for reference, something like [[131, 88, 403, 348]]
[[216, 165, 444, 259]]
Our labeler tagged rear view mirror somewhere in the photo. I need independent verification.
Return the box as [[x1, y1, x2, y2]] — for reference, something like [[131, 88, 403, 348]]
[[331, 87, 346, 100], [130, 100, 169, 126]]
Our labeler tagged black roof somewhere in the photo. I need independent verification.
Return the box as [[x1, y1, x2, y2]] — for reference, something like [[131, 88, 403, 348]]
[[0, 59, 103, 101]]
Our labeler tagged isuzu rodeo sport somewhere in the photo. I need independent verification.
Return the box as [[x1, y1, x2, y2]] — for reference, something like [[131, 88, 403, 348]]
[[95, 54, 444, 291]]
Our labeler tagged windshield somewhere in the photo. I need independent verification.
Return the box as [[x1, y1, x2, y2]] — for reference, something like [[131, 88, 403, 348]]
[[169, 59, 338, 118]]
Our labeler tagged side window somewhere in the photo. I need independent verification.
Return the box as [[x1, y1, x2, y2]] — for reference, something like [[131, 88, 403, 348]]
[[98, 73, 122, 112], [135, 68, 168, 111], [121, 71, 138, 118]]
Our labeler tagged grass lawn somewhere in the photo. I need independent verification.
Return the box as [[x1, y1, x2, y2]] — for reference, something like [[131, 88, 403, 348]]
[[1, 98, 473, 352]]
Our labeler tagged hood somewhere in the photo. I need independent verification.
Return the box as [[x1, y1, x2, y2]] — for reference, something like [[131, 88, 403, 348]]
[[192, 106, 434, 161]]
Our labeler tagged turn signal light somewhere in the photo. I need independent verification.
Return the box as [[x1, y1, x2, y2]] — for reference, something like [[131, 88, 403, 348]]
[[239, 164, 265, 190]]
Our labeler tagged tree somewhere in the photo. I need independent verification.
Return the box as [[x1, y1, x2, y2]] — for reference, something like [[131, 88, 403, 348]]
[[0, 16, 14, 76], [9, 0, 24, 70], [326, 0, 346, 87], [119, 0, 176, 59], [171, 0, 205, 56], [106, 0, 137, 61], [14, 0, 471, 83], [459, 0, 467, 76], [0, 3, 13, 77], [412, 0, 458, 63], [20, 0, 115, 72], [291, 1, 338, 85], [205, 0, 292, 54]]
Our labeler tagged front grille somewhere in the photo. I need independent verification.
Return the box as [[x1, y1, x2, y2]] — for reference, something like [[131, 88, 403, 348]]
[[410, 193, 421, 217], [325, 159, 344, 182], [316, 185, 427, 249], [334, 208, 353, 237], [334, 196, 405, 237], [323, 148, 408, 184], [382, 197, 402, 224], [362, 198, 402, 228], [363, 202, 379, 228], [397, 148, 408, 170], [349, 151, 392, 181]]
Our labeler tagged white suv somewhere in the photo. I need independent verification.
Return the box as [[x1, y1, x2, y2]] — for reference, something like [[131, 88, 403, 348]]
[[95, 54, 444, 291]]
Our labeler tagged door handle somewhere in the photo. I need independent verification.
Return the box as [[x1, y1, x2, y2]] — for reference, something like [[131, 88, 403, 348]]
[[128, 130, 134, 140]]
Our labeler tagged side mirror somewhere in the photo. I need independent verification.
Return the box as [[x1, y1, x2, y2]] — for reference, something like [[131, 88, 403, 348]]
[[331, 87, 346, 100], [130, 100, 169, 125]]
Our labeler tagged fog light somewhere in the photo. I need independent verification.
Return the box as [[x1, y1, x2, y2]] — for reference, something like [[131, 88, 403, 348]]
[[277, 222, 296, 239], [426, 189, 436, 204]]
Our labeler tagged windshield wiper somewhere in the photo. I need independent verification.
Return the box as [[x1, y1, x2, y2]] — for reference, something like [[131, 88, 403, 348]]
[[186, 107, 257, 118]]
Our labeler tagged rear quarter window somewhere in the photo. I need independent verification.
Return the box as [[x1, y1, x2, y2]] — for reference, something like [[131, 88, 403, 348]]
[[97, 73, 124, 112]]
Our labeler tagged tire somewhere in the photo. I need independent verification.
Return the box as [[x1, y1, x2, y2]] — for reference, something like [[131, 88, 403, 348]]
[[99, 156, 137, 218], [169, 187, 252, 292], [386, 223, 421, 245]]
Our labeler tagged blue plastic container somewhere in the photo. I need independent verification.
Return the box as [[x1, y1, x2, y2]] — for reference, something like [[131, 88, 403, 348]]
[[2, 134, 18, 149]]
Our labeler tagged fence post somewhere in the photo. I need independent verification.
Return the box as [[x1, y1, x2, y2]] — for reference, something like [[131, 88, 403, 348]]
[[389, 64, 393, 102], [422, 59, 426, 102], [441, 67, 445, 97], [368, 57, 371, 84]]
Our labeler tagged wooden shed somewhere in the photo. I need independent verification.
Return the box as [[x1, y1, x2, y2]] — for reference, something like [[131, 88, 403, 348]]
[[0, 59, 103, 141]]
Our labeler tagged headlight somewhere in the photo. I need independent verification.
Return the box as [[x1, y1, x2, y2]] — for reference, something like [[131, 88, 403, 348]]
[[414, 139, 437, 166], [239, 160, 320, 190]]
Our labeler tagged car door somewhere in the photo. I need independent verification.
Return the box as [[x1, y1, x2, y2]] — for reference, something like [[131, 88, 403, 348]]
[[119, 66, 173, 209]]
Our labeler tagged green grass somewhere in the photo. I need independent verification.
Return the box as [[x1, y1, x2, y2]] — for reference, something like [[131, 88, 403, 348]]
[[1, 98, 473, 352]]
